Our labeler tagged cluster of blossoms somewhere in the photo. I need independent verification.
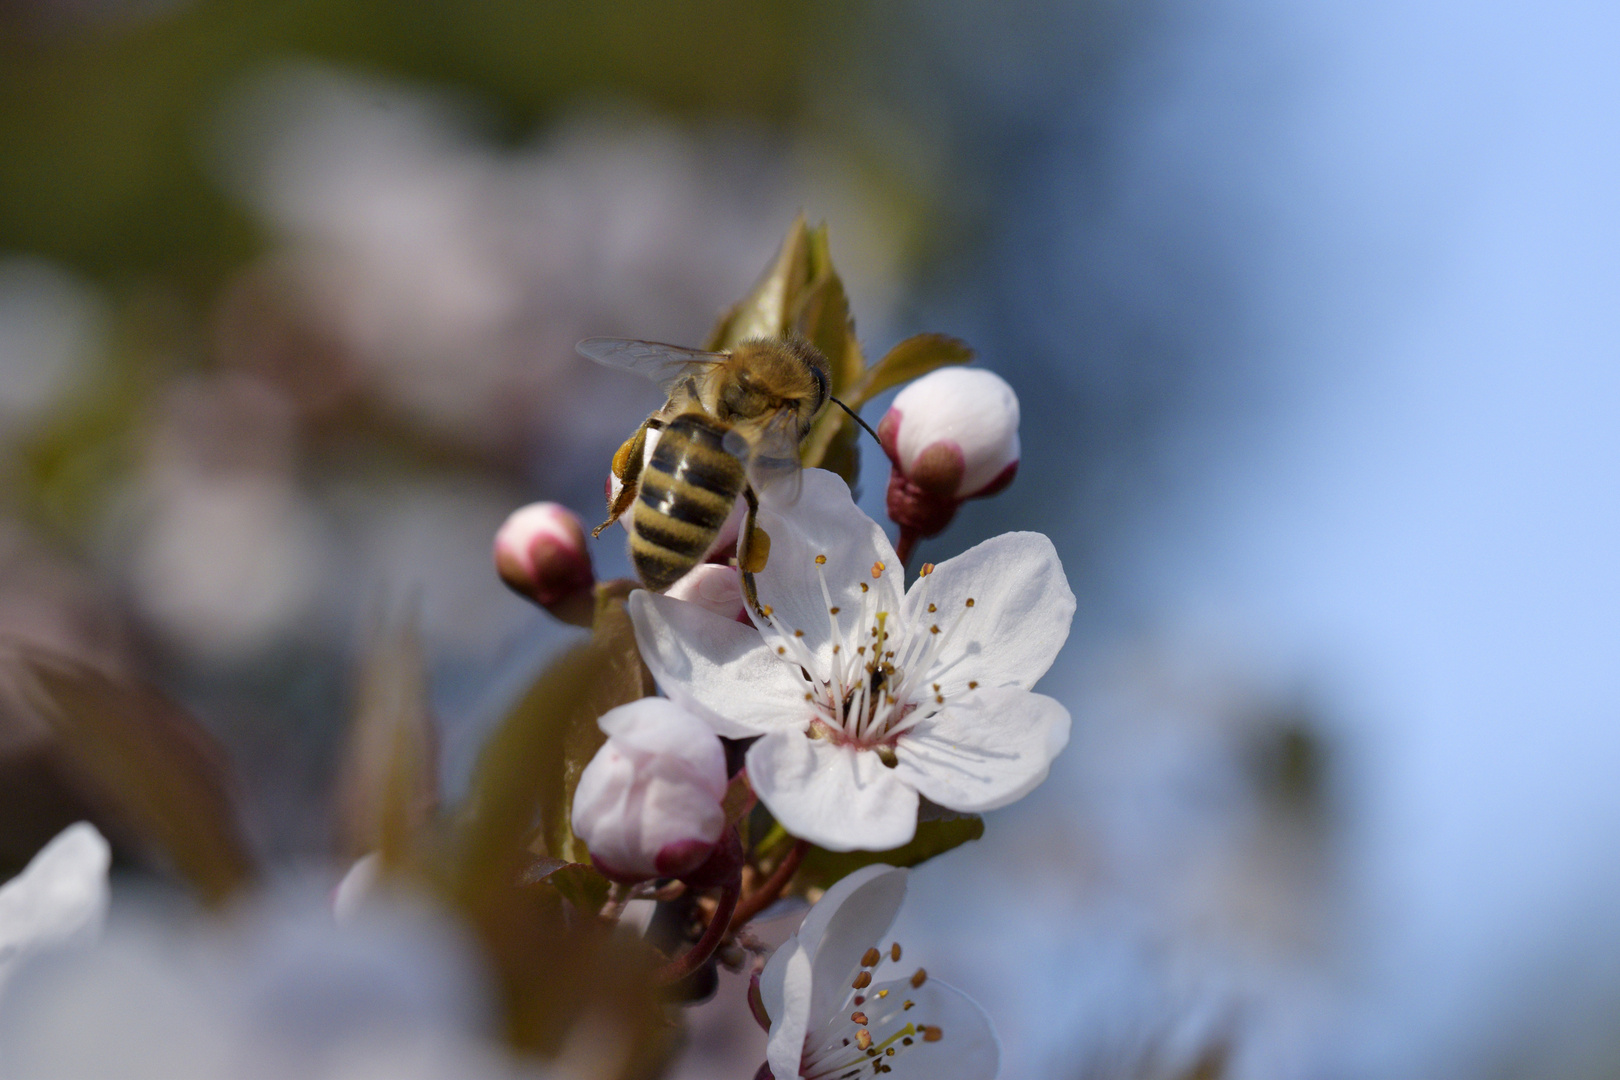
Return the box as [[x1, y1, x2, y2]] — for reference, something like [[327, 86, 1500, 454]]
[[498, 361, 1070, 1078]]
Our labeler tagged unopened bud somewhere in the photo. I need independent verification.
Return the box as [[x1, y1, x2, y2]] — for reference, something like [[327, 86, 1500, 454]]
[[572, 698, 728, 883], [878, 368, 1020, 542], [665, 563, 749, 623], [494, 502, 594, 624]]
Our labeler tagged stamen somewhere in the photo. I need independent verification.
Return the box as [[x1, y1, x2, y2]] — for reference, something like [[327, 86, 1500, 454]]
[[816, 554, 827, 565], [856, 1031, 872, 1051], [910, 969, 927, 988], [919, 563, 934, 576], [871, 561, 885, 579], [922, 1027, 943, 1042], [853, 971, 872, 989], [861, 947, 881, 967], [851, 1012, 868, 1024], [968, 681, 978, 689], [965, 598, 975, 607]]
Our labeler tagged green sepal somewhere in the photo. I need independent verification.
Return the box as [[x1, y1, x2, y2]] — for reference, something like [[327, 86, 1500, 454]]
[[849, 333, 974, 407], [794, 814, 985, 892], [705, 214, 813, 350]]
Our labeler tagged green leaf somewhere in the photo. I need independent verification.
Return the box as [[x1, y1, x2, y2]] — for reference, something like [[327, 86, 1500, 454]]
[[705, 214, 813, 350], [337, 609, 437, 868], [3, 646, 255, 906], [794, 814, 985, 892], [850, 333, 975, 407], [794, 224, 866, 397], [520, 857, 614, 916]]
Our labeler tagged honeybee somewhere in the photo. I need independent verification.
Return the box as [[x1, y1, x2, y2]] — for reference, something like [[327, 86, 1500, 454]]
[[579, 336, 833, 598]]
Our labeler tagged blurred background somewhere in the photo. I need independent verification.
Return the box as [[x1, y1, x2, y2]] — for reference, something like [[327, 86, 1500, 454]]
[[2, 0, 1619, 1077]]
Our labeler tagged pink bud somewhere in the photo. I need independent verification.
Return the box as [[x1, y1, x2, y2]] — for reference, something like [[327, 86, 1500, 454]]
[[494, 502, 594, 623], [879, 369, 1020, 545], [665, 564, 748, 623], [571, 698, 729, 883]]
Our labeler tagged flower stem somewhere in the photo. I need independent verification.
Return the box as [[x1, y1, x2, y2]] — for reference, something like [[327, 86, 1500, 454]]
[[895, 527, 919, 570], [656, 880, 740, 985], [729, 838, 810, 932]]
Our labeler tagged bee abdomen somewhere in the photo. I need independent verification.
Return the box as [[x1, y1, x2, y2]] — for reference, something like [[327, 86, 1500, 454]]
[[630, 413, 744, 591]]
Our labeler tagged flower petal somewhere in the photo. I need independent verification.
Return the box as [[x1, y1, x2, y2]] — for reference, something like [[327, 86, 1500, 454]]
[[0, 822, 110, 993], [892, 688, 1071, 813], [630, 590, 811, 738], [764, 942, 815, 1080], [597, 697, 728, 797], [862, 977, 1000, 1080], [903, 531, 1073, 693], [754, 469, 904, 663], [798, 865, 908, 1031], [746, 731, 919, 852]]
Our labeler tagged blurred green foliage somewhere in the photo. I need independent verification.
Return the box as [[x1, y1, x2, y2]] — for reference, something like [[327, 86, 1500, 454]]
[[0, 0, 850, 287]]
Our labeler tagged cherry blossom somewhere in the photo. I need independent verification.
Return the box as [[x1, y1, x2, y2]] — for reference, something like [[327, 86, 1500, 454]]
[[629, 469, 1073, 851], [0, 822, 110, 995], [758, 864, 998, 1080], [571, 697, 730, 882]]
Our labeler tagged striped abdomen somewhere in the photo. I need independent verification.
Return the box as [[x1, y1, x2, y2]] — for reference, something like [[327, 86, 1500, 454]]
[[630, 412, 745, 591]]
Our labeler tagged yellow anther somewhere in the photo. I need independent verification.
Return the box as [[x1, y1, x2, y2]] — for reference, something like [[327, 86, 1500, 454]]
[[856, 1030, 873, 1050], [965, 598, 975, 607], [851, 1011, 869, 1024], [968, 681, 978, 689], [928, 603, 937, 613], [830, 606, 841, 615], [760, 605, 773, 617], [871, 560, 886, 578], [816, 554, 827, 565], [862, 947, 881, 967], [920, 563, 934, 576], [853, 971, 872, 989]]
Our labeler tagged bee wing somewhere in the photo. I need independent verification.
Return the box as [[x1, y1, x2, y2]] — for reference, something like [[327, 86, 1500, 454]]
[[576, 338, 726, 397], [723, 409, 806, 506]]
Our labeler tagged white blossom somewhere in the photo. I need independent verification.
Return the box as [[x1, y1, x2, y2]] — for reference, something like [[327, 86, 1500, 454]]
[[629, 469, 1073, 852], [878, 368, 1020, 501], [0, 822, 110, 997], [493, 501, 594, 610], [571, 698, 729, 882], [759, 864, 998, 1080]]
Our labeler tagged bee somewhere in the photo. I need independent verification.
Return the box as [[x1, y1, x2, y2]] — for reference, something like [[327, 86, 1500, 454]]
[[578, 335, 834, 599]]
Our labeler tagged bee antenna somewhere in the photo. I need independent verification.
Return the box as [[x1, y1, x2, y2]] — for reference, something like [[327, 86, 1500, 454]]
[[832, 397, 884, 449]]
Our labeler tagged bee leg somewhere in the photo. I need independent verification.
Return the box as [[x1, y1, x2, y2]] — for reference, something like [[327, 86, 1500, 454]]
[[594, 419, 659, 537], [738, 485, 772, 616]]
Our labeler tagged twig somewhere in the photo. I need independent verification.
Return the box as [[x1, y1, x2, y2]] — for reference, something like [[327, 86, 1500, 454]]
[[656, 881, 741, 985], [728, 838, 810, 932]]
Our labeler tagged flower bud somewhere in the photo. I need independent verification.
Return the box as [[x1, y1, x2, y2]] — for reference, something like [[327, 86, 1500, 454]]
[[494, 502, 594, 624], [878, 368, 1020, 543], [664, 563, 748, 623], [572, 698, 729, 883]]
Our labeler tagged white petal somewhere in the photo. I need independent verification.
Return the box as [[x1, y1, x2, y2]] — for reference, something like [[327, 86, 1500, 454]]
[[629, 591, 811, 738], [798, 865, 908, 1031], [0, 822, 111, 993], [903, 531, 1073, 692], [765, 942, 815, 1080], [596, 697, 727, 797], [746, 731, 919, 852], [892, 688, 1071, 813], [753, 469, 904, 662], [864, 977, 1000, 1080]]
